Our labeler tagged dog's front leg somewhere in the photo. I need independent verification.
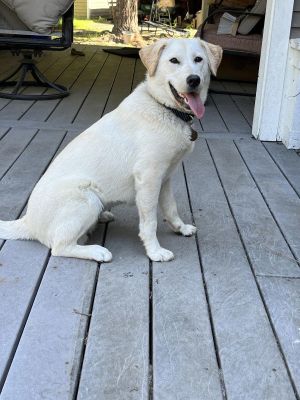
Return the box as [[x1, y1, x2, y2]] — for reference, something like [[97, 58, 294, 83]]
[[135, 172, 174, 262], [159, 178, 197, 236]]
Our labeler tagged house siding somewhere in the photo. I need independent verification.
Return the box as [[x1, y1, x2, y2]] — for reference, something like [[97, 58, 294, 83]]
[[75, 0, 88, 18], [88, 0, 111, 18], [291, 0, 300, 38]]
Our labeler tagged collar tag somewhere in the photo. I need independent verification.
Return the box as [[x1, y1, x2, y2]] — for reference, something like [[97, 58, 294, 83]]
[[190, 128, 198, 141]]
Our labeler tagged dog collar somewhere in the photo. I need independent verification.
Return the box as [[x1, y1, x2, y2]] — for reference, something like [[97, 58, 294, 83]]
[[163, 105, 198, 142]]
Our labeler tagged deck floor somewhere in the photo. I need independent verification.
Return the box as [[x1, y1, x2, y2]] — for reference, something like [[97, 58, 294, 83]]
[[0, 46, 300, 400]]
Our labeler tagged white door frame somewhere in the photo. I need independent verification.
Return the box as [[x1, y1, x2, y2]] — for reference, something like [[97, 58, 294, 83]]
[[252, 0, 295, 141]]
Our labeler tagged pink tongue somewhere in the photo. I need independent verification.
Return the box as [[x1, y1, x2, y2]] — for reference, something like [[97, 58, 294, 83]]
[[184, 93, 205, 119]]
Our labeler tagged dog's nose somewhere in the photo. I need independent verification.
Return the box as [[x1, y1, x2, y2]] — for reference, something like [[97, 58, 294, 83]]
[[186, 74, 201, 89]]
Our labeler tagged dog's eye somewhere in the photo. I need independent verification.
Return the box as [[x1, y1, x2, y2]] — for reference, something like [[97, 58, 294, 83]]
[[170, 58, 180, 64], [194, 56, 203, 63]]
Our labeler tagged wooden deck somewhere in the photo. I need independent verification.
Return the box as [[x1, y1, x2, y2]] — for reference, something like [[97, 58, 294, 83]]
[[0, 46, 300, 400]]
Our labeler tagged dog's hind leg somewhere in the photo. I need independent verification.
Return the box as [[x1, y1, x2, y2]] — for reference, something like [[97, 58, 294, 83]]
[[52, 243, 112, 262], [51, 189, 112, 262]]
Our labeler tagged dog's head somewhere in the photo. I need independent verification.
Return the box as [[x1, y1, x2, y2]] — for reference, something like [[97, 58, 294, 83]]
[[139, 38, 222, 119]]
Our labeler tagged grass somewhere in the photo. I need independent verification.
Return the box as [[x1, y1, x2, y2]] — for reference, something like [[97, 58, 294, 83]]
[[72, 17, 197, 47]]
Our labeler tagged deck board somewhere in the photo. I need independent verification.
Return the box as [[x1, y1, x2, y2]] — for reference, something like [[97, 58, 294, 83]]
[[236, 139, 300, 262], [257, 276, 300, 395], [263, 142, 300, 197], [0, 254, 98, 400], [77, 207, 149, 400], [0, 128, 38, 180], [200, 94, 228, 133], [74, 54, 121, 126], [47, 52, 108, 125], [19, 50, 95, 123], [0, 48, 299, 400], [208, 138, 300, 278], [152, 168, 224, 400], [0, 51, 71, 118], [184, 140, 297, 400], [210, 81, 252, 133]]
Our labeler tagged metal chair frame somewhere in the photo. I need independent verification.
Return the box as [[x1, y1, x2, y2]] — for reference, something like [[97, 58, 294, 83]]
[[0, 4, 73, 100]]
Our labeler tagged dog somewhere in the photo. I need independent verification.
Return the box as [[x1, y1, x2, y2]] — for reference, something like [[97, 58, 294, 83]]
[[0, 38, 222, 262]]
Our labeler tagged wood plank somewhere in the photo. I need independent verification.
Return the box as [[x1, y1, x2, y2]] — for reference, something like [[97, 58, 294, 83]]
[[210, 81, 251, 133], [103, 57, 136, 115], [236, 139, 300, 262], [77, 206, 149, 400], [263, 142, 300, 197], [184, 139, 297, 400], [73, 54, 121, 126], [207, 139, 300, 278], [0, 130, 80, 386], [0, 51, 62, 112], [0, 129, 66, 249], [0, 50, 72, 120], [0, 128, 9, 140], [220, 81, 255, 126], [230, 95, 254, 126], [0, 252, 98, 400], [238, 82, 257, 96], [201, 94, 228, 133], [257, 276, 300, 395], [152, 167, 224, 400], [46, 51, 108, 125], [19, 49, 95, 123], [132, 59, 146, 90], [0, 241, 50, 387], [0, 128, 38, 180]]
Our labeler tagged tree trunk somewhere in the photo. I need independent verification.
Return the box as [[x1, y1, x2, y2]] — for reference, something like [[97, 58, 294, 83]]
[[112, 0, 139, 35]]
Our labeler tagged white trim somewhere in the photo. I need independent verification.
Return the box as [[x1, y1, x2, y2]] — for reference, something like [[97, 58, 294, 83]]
[[252, 0, 294, 141], [278, 39, 300, 149]]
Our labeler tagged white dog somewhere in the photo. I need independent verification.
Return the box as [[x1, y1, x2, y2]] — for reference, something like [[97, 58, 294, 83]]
[[0, 38, 222, 262]]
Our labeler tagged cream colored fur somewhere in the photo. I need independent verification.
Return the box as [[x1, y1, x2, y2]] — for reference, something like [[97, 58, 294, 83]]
[[0, 38, 222, 262]]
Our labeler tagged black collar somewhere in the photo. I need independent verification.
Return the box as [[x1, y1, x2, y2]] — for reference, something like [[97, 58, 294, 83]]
[[148, 92, 198, 141], [162, 105, 198, 142], [163, 105, 194, 124]]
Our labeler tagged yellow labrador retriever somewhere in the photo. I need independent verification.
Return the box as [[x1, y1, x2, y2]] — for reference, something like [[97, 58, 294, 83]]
[[0, 38, 222, 262]]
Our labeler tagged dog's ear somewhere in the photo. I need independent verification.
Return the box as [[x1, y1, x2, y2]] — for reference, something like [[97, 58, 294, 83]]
[[139, 40, 168, 77], [200, 40, 223, 76]]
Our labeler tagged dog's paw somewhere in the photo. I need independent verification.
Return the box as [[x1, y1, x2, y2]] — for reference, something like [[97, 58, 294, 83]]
[[93, 246, 112, 262], [99, 211, 115, 223], [179, 224, 197, 237], [148, 248, 174, 262]]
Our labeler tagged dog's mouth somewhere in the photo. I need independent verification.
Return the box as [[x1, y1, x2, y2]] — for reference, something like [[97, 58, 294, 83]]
[[169, 82, 205, 119]]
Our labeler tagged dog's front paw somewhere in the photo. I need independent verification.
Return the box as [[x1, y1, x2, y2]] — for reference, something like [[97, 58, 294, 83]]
[[148, 247, 174, 262], [93, 246, 112, 262], [180, 224, 197, 237]]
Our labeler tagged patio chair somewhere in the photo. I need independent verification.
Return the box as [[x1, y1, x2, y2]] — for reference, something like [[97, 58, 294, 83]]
[[196, 0, 267, 96], [150, 0, 175, 26], [0, 0, 74, 100]]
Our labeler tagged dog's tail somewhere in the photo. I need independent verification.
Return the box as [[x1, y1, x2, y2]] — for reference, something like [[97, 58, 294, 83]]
[[0, 216, 32, 240]]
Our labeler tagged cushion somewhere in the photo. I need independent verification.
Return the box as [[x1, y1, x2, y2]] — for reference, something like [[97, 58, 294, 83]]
[[1, 0, 73, 34], [200, 23, 262, 55], [0, 1, 28, 30], [237, 0, 267, 35]]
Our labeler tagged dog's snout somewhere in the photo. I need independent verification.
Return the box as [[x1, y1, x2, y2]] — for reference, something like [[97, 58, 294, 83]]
[[186, 74, 200, 89]]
